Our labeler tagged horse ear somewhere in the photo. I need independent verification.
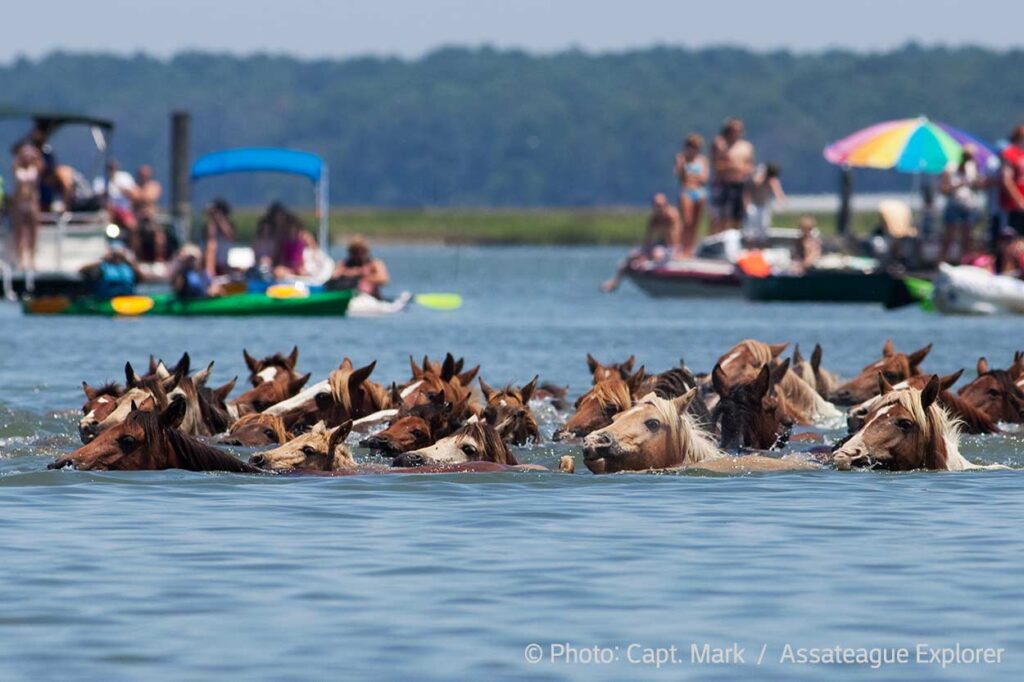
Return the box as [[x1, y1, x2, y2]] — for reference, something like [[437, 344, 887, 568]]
[[940, 369, 963, 391], [193, 361, 215, 388], [520, 375, 539, 403], [769, 358, 790, 387], [329, 420, 353, 456], [125, 361, 142, 388], [792, 344, 804, 364], [339, 357, 354, 371], [389, 382, 402, 405], [626, 366, 646, 395], [877, 372, 894, 396], [440, 354, 456, 382], [453, 357, 465, 374], [457, 365, 480, 386], [82, 382, 98, 400], [173, 352, 190, 377], [712, 363, 729, 397], [921, 375, 941, 410], [882, 339, 896, 357], [622, 355, 636, 372], [287, 346, 299, 369], [908, 343, 932, 368], [671, 387, 698, 414], [479, 377, 494, 401], [160, 396, 187, 429], [130, 399, 139, 412], [349, 361, 376, 388], [408, 355, 422, 379], [243, 349, 260, 374], [155, 360, 170, 379], [288, 373, 312, 394], [811, 344, 823, 373], [148, 355, 160, 374], [586, 353, 600, 374], [768, 342, 788, 358], [751, 364, 772, 400], [214, 377, 236, 403], [977, 357, 989, 376]]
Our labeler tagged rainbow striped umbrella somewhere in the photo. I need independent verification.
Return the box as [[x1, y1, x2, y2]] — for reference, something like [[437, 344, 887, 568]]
[[824, 117, 995, 174]]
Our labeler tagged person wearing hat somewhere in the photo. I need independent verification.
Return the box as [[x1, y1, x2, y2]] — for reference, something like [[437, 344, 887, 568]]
[[328, 236, 390, 298], [172, 243, 222, 299]]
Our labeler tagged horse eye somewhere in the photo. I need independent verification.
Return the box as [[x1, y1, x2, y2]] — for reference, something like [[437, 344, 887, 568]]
[[988, 388, 1001, 398], [644, 418, 661, 432], [82, 406, 89, 414], [884, 372, 899, 381], [411, 429, 424, 438], [460, 444, 478, 456], [603, 405, 618, 417], [263, 428, 277, 439], [301, 445, 321, 456], [895, 418, 915, 431], [117, 435, 138, 451]]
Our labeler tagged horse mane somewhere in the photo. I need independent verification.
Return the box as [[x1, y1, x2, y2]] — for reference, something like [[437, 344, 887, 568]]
[[939, 391, 999, 435], [454, 420, 517, 465], [198, 386, 232, 434], [891, 390, 969, 471], [793, 360, 817, 390], [329, 368, 390, 415], [641, 394, 720, 465], [736, 340, 775, 367], [586, 379, 632, 411], [652, 367, 696, 399], [778, 370, 841, 421], [93, 382, 125, 398], [132, 411, 258, 473]]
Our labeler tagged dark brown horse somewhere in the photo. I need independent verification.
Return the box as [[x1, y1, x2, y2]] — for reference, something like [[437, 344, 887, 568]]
[[830, 340, 931, 405], [51, 398, 259, 472], [711, 361, 794, 451], [479, 376, 540, 445], [958, 358, 1024, 424]]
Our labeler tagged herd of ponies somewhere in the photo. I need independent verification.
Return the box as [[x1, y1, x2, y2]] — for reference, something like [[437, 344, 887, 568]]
[[50, 338, 1024, 475]]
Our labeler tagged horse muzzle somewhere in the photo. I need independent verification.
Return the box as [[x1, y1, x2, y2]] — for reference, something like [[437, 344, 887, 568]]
[[78, 422, 99, 444], [360, 434, 400, 455], [832, 450, 872, 471], [391, 452, 426, 468], [48, 457, 74, 470]]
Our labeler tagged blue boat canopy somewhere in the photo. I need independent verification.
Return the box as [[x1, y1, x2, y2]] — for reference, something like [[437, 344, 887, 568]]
[[191, 147, 325, 183], [190, 147, 330, 247]]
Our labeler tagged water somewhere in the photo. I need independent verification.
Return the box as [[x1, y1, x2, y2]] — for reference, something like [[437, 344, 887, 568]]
[[2, 245, 1023, 680]]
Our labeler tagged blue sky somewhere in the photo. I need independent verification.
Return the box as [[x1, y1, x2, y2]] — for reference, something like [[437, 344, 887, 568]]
[[3, 0, 1018, 61]]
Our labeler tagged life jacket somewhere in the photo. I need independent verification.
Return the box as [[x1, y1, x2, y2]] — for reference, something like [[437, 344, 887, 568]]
[[180, 269, 212, 299], [94, 261, 136, 300]]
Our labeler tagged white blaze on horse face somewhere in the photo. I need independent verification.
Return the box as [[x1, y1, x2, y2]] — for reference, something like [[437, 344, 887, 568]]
[[720, 351, 742, 370], [264, 379, 330, 416], [255, 367, 280, 385]]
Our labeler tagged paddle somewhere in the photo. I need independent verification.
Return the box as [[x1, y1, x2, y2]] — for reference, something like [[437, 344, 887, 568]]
[[110, 295, 156, 316], [414, 293, 462, 310]]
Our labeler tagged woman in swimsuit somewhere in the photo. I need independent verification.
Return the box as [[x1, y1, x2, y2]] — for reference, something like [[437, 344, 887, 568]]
[[12, 144, 43, 271], [674, 133, 709, 258]]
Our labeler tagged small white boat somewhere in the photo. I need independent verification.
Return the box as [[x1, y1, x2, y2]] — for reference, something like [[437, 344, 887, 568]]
[[347, 291, 412, 317], [933, 263, 1024, 315]]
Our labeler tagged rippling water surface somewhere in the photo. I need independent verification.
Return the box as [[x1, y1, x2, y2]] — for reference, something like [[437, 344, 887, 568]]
[[2, 246, 1023, 680]]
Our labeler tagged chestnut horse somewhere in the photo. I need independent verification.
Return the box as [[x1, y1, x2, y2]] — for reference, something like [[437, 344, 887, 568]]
[[830, 340, 932, 405], [479, 376, 540, 445], [553, 374, 639, 440], [582, 391, 815, 474], [958, 358, 1024, 424], [79, 382, 125, 442], [51, 398, 259, 472], [833, 376, 995, 471], [79, 362, 171, 443], [714, 339, 789, 389], [266, 359, 385, 431], [249, 420, 354, 472], [586, 354, 636, 384], [220, 412, 289, 446], [361, 391, 469, 455]]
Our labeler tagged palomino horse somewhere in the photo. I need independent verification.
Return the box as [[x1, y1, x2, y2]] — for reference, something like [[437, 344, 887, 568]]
[[957, 358, 1024, 424], [582, 391, 815, 474], [587, 354, 636, 384], [479, 376, 540, 445], [833, 376, 995, 471], [391, 419, 525, 468], [713, 339, 789, 389], [249, 421, 354, 472], [220, 412, 289, 446], [791, 344, 841, 399], [830, 340, 932, 405], [846, 370, 998, 435], [51, 398, 259, 472], [553, 375, 639, 440], [711, 361, 793, 451]]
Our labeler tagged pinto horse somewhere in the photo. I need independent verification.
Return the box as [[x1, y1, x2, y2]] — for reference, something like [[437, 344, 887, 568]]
[[833, 376, 994, 471], [267, 359, 386, 432], [582, 391, 815, 474], [249, 420, 354, 472], [958, 358, 1024, 425], [830, 340, 931, 405], [51, 398, 259, 472], [79, 382, 125, 442]]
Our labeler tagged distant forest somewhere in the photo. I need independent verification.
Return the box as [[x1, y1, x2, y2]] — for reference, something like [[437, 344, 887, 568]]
[[1, 45, 1022, 206]]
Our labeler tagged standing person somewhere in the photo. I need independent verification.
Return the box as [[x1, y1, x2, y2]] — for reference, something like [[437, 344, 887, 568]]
[[674, 133, 708, 257], [11, 144, 43, 270], [998, 125, 1024, 272], [710, 118, 755, 233], [202, 199, 236, 277], [938, 146, 983, 264], [745, 163, 785, 245], [329, 236, 390, 298], [600, 193, 681, 292], [132, 165, 166, 262]]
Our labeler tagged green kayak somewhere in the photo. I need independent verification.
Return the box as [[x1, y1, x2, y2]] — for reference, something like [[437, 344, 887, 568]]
[[23, 289, 354, 317]]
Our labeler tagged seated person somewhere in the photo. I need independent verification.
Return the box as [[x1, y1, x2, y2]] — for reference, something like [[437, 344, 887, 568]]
[[601, 193, 680, 292], [273, 216, 308, 279], [79, 244, 141, 300], [301, 230, 333, 282], [172, 244, 222, 299], [328, 236, 389, 297], [792, 216, 822, 273]]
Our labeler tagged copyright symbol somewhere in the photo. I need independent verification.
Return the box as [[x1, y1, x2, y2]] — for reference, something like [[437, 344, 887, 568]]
[[524, 643, 544, 663]]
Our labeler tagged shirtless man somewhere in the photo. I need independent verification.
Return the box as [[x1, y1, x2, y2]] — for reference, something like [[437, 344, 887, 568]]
[[601, 193, 681, 292], [710, 118, 755, 233], [132, 165, 165, 261]]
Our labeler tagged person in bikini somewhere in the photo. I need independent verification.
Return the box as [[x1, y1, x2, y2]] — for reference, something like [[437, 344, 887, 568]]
[[674, 133, 709, 257]]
